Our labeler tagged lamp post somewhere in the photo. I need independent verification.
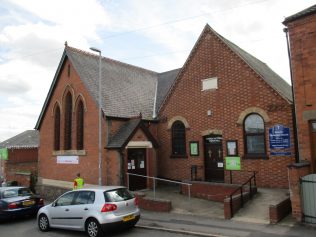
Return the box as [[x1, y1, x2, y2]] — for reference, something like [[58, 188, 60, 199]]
[[90, 47, 102, 186]]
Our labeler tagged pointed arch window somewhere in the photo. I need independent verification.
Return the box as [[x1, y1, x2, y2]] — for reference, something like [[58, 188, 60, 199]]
[[171, 121, 186, 157], [76, 100, 84, 150], [244, 113, 266, 156], [54, 105, 61, 150], [64, 92, 72, 150]]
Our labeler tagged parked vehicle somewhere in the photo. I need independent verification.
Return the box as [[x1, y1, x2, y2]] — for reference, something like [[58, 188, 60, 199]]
[[37, 186, 140, 237], [0, 186, 44, 220]]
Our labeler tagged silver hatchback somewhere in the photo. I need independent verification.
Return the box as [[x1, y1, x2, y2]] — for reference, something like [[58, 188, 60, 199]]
[[37, 186, 140, 237]]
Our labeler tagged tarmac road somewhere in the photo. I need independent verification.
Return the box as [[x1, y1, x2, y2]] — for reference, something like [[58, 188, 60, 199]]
[[0, 216, 199, 237]]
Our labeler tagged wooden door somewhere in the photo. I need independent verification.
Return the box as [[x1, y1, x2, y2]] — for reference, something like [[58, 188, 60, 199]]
[[127, 149, 147, 191], [204, 135, 224, 182]]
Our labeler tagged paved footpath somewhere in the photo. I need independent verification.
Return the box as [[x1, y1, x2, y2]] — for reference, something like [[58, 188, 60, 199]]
[[137, 210, 316, 237]]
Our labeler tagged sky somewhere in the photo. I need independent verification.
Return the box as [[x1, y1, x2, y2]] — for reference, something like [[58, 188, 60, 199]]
[[0, 0, 314, 142]]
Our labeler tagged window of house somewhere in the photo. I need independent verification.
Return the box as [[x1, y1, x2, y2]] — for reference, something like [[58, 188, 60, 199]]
[[76, 100, 84, 150], [171, 121, 186, 157], [64, 92, 72, 150], [202, 77, 218, 91], [54, 105, 61, 150], [244, 113, 266, 156]]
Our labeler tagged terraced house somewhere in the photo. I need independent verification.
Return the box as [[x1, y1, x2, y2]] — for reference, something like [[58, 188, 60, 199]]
[[283, 4, 316, 223], [35, 24, 295, 197]]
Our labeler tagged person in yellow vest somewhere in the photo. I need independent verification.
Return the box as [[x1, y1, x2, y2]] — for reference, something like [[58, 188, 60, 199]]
[[73, 173, 84, 190]]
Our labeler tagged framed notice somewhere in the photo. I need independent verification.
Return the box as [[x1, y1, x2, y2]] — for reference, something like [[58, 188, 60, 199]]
[[226, 140, 238, 156], [190, 141, 199, 156], [225, 156, 241, 171]]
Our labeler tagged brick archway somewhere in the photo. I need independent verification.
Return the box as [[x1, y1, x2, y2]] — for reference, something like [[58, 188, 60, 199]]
[[236, 107, 270, 125]]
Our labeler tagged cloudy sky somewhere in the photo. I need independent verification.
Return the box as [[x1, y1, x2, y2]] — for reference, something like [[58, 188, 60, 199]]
[[0, 0, 314, 141]]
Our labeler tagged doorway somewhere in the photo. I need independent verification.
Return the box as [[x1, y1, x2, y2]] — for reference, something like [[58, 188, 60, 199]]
[[204, 135, 224, 182], [127, 148, 147, 191]]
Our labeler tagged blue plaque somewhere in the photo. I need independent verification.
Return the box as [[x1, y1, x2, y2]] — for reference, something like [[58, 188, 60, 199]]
[[269, 124, 290, 149]]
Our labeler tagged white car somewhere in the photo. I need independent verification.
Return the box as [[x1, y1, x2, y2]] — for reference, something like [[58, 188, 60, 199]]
[[37, 186, 140, 237]]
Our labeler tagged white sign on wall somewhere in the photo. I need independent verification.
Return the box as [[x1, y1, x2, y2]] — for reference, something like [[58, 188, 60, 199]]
[[57, 156, 79, 164]]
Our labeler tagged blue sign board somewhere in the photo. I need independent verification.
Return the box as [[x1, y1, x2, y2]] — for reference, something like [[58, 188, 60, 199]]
[[269, 125, 290, 149]]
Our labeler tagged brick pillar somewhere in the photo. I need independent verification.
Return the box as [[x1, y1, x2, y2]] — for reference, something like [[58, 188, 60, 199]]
[[288, 162, 311, 222]]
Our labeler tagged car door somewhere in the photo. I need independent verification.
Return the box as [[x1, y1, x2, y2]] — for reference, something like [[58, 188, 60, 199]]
[[70, 191, 96, 229], [49, 191, 76, 228]]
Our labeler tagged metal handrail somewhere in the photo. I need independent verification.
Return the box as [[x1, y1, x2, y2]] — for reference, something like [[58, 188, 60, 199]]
[[126, 172, 192, 201], [228, 171, 256, 217]]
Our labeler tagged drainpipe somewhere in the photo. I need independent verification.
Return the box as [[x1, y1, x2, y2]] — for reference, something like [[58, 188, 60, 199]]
[[283, 27, 300, 163]]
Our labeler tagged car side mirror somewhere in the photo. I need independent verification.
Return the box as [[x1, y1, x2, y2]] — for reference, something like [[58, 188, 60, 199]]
[[52, 202, 57, 207]]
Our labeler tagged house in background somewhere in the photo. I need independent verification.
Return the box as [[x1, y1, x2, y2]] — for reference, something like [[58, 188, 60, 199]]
[[283, 4, 316, 222], [35, 24, 295, 200], [0, 130, 39, 187]]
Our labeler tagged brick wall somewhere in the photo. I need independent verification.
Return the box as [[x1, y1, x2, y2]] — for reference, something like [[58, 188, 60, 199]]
[[269, 197, 292, 224], [158, 27, 295, 188], [286, 13, 316, 170], [287, 163, 310, 221], [181, 181, 239, 202], [285, 10, 316, 222], [4, 148, 38, 187], [38, 58, 108, 186]]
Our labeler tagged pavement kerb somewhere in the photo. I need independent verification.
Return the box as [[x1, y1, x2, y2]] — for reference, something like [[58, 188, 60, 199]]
[[136, 224, 230, 237]]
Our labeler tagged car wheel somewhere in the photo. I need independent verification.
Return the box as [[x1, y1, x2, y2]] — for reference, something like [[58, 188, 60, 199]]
[[38, 214, 50, 232], [86, 218, 102, 237]]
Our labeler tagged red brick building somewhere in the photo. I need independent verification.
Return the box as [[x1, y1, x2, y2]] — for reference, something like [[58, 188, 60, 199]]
[[157, 25, 294, 188], [0, 130, 39, 188], [283, 4, 316, 222], [35, 24, 295, 197]]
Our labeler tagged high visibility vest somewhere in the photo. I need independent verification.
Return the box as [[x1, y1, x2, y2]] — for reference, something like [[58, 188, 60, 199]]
[[74, 177, 84, 189]]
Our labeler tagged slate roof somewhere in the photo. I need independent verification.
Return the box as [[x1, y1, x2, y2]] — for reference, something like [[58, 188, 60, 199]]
[[0, 130, 39, 149], [106, 119, 158, 149], [66, 47, 158, 119], [156, 68, 181, 112], [106, 119, 141, 149], [283, 4, 316, 24], [35, 24, 291, 130]]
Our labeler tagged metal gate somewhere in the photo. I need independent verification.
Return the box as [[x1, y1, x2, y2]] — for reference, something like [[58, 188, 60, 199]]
[[301, 174, 316, 224]]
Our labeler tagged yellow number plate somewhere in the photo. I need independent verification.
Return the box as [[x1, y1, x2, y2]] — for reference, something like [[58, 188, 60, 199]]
[[23, 200, 35, 206], [122, 214, 135, 222]]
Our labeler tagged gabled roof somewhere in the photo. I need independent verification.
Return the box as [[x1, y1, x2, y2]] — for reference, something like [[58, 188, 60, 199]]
[[283, 4, 316, 24], [106, 119, 158, 149], [66, 47, 158, 119], [0, 130, 39, 149], [35, 24, 291, 129], [215, 29, 292, 102], [158, 25, 292, 112], [35, 47, 179, 129]]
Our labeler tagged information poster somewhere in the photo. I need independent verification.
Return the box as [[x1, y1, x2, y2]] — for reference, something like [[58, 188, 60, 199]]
[[225, 157, 241, 170]]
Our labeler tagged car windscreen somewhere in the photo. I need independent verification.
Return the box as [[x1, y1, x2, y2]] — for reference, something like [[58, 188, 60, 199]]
[[2, 188, 33, 198], [104, 188, 134, 202]]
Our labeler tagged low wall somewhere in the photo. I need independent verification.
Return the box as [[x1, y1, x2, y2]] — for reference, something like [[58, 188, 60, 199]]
[[269, 198, 292, 224], [36, 184, 71, 202], [224, 192, 253, 219], [181, 181, 240, 202], [134, 192, 172, 212]]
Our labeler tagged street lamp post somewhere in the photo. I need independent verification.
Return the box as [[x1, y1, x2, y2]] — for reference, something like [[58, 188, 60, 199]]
[[90, 47, 102, 186]]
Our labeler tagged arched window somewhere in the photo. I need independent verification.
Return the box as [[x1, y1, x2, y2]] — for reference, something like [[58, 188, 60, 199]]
[[64, 92, 72, 150], [172, 121, 186, 156], [244, 113, 266, 155], [54, 105, 61, 150], [76, 100, 84, 150]]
